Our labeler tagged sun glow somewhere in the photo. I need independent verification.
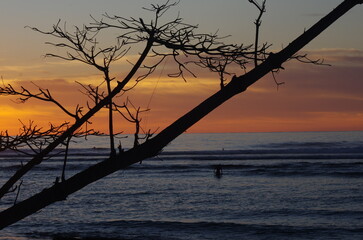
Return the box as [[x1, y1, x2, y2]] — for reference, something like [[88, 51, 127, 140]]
[[0, 0, 362, 135]]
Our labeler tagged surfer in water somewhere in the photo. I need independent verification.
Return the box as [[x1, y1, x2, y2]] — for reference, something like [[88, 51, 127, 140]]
[[214, 164, 223, 177]]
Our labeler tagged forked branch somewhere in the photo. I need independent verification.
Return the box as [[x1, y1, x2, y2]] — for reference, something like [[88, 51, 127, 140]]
[[0, 82, 79, 119], [0, 0, 361, 229]]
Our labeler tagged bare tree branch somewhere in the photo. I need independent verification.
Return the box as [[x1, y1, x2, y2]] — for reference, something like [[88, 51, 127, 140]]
[[0, 0, 361, 229], [249, 0, 267, 67], [0, 82, 79, 119], [0, 29, 155, 199]]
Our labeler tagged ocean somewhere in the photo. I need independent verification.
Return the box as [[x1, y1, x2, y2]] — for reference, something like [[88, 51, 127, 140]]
[[0, 131, 362, 240]]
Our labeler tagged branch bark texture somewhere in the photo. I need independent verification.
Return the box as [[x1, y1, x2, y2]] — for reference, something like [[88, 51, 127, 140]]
[[0, 0, 362, 230]]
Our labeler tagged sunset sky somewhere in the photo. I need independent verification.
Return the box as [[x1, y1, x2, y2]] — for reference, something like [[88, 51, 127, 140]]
[[1, 0, 362, 134]]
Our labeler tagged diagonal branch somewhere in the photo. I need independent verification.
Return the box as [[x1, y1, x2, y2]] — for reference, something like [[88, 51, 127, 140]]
[[0, 0, 361, 229], [0, 37, 155, 200]]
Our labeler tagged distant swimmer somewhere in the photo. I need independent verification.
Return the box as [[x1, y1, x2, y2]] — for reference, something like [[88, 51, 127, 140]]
[[214, 164, 223, 177]]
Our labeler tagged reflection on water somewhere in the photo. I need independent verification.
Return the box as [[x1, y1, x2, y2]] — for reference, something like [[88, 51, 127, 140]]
[[0, 131, 363, 239]]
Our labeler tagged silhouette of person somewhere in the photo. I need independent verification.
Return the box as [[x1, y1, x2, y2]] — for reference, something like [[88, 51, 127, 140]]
[[214, 164, 223, 177]]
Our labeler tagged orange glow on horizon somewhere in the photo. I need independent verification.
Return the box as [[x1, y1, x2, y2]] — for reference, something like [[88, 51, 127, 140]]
[[1, 48, 363, 135]]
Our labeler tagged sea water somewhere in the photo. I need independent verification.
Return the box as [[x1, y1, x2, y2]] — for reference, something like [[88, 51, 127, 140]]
[[0, 131, 362, 240]]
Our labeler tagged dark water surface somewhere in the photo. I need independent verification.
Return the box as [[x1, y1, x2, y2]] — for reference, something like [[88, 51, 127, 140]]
[[1, 131, 363, 239]]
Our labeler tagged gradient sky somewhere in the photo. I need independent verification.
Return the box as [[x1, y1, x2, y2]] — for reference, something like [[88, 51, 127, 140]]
[[1, 0, 362, 134]]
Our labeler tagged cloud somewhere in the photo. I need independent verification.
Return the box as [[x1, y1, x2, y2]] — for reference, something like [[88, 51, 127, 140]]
[[183, 47, 363, 133], [1, 47, 362, 134], [297, 48, 363, 66]]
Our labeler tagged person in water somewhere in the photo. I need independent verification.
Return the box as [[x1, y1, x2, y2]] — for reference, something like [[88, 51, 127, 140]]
[[214, 164, 223, 176]]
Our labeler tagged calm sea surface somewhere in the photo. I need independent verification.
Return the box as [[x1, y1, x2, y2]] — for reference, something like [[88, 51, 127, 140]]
[[0, 131, 363, 240]]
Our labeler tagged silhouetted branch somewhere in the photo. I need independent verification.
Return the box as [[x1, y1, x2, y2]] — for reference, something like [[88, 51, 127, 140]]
[[0, 15, 155, 199], [13, 180, 23, 205], [0, 121, 68, 154], [29, 19, 131, 156], [0, 82, 79, 119], [76, 81, 107, 108], [28, 20, 129, 70], [61, 136, 72, 182], [0, 0, 361, 229], [290, 53, 331, 66], [113, 98, 151, 147], [90, 1, 265, 84], [249, 0, 267, 67]]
